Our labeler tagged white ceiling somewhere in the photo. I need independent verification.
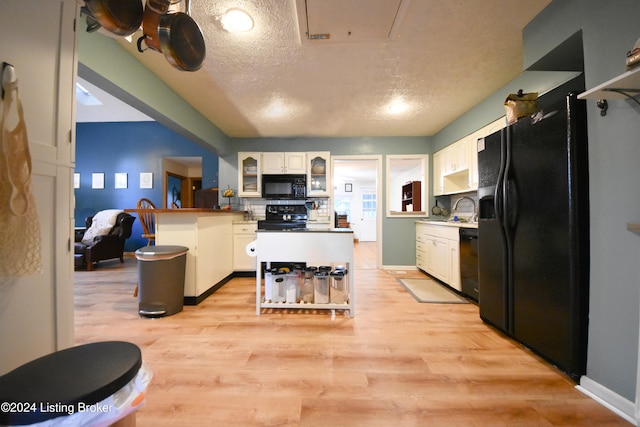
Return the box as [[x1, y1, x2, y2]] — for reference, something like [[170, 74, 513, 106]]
[[77, 0, 554, 138]]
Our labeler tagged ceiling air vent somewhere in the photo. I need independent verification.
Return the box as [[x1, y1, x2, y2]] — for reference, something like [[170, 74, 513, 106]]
[[296, 0, 411, 43]]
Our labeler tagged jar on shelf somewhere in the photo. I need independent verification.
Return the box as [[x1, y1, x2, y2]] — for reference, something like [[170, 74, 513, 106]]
[[301, 266, 317, 303], [264, 268, 277, 302], [305, 266, 318, 279], [285, 272, 299, 303], [294, 265, 305, 297], [272, 270, 286, 303], [330, 269, 349, 304], [319, 265, 332, 273], [314, 271, 329, 304]]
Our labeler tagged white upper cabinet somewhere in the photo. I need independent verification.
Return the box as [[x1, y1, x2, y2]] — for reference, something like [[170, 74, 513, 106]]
[[443, 141, 469, 175], [238, 152, 262, 197], [433, 151, 444, 196], [434, 117, 506, 195], [262, 152, 306, 174], [468, 131, 481, 190], [307, 152, 331, 197]]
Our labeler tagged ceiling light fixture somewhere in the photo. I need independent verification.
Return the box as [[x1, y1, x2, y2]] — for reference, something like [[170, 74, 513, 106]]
[[265, 99, 287, 118], [388, 98, 409, 115], [221, 8, 254, 32]]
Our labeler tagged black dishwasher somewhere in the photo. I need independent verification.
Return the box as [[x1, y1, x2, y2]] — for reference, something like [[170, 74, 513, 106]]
[[459, 228, 479, 302]]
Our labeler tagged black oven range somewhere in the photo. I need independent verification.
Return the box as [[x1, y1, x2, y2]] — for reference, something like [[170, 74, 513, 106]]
[[257, 205, 307, 230]]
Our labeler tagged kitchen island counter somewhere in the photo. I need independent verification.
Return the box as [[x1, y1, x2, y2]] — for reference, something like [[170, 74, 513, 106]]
[[137, 209, 245, 304]]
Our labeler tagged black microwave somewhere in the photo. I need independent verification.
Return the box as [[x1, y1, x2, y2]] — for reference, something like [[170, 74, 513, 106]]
[[262, 174, 307, 199]]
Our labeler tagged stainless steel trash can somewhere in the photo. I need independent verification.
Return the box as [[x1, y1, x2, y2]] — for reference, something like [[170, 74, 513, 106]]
[[135, 245, 189, 317]]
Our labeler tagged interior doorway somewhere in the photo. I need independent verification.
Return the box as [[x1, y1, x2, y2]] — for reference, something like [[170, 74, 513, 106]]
[[332, 156, 382, 269], [163, 156, 203, 208], [165, 173, 202, 208]]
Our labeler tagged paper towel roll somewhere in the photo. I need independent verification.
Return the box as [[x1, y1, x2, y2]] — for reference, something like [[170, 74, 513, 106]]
[[245, 240, 257, 257]]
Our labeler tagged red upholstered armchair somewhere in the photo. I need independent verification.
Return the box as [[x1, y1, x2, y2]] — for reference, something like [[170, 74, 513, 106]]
[[74, 211, 135, 271]]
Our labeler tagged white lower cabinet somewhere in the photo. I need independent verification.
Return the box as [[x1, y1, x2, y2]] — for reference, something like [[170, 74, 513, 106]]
[[233, 222, 257, 271], [415, 222, 461, 291], [425, 235, 449, 283]]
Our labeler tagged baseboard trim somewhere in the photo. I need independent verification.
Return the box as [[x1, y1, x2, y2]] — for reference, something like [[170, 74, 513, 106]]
[[183, 271, 257, 305], [184, 273, 235, 305], [577, 375, 637, 425], [382, 265, 418, 271]]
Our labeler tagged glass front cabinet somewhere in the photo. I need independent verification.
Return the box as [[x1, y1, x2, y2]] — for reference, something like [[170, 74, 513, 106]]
[[307, 152, 331, 197], [238, 152, 261, 197]]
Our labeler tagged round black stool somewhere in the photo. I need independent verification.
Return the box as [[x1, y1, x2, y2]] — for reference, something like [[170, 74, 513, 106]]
[[0, 341, 142, 426]]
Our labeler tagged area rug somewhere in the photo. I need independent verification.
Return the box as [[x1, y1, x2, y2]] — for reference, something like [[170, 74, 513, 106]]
[[398, 278, 469, 304]]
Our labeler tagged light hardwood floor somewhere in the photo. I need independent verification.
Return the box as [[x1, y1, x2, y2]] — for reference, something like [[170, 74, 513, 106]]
[[74, 243, 627, 426]]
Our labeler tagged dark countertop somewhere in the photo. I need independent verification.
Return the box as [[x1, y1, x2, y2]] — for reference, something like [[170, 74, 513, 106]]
[[125, 208, 246, 214], [416, 219, 478, 229], [256, 228, 353, 233]]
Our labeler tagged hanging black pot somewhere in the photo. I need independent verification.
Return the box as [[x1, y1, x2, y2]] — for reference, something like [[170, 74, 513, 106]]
[[137, 0, 206, 72], [83, 0, 143, 37]]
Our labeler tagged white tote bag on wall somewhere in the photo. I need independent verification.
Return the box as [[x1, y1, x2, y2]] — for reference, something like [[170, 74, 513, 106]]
[[0, 64, 42, 277]]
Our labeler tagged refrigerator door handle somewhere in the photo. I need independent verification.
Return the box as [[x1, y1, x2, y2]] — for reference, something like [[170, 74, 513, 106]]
[[502, 126, 519, 229], [506, 179, 519, 228], [494, 129, 507, 223], [502, 125, 515, 333], [503, 128, 512, 227]]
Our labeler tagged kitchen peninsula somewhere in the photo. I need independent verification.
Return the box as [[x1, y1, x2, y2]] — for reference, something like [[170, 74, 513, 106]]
[[127, 208, 244, 304], [255, 228, 355, 317]]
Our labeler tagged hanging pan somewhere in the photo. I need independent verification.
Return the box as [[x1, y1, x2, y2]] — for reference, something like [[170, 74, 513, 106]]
[[138, 0, 206, 72], [431, 200, 442, 216], [83, 0, 143, 36]]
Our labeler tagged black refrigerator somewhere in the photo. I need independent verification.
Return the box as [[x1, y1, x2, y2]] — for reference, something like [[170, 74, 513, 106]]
[[477, 92, 590, 381]]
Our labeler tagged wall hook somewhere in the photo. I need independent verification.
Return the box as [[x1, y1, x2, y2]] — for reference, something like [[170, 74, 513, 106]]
[[596, 99, 608, 116], [2, 61, 16, 100]]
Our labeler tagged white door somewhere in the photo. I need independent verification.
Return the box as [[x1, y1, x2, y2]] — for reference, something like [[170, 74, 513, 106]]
[[0, 0, 77, 373], [357, 186, 377, 241], [332, 158, 380, 243]]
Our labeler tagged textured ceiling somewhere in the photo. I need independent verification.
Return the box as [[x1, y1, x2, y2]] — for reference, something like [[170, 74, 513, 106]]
[[80, 0, 553, 138]]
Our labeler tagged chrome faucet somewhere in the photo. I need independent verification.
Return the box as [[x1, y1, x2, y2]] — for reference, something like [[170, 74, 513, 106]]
[[453, 196, 477, 222]]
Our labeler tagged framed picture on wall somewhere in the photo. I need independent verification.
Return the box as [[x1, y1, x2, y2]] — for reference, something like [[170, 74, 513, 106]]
[[92, 173, 104, 189], [345, 183, 353, 192], [115, 173, 127, 189], [140, 172, 153, 189]]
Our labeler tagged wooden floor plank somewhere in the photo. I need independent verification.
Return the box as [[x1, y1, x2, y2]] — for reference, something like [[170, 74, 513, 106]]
[[73, 243, 628, 426]]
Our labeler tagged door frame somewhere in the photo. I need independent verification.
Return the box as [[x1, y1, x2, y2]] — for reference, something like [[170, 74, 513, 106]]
[[331, 155, 382, 269]]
